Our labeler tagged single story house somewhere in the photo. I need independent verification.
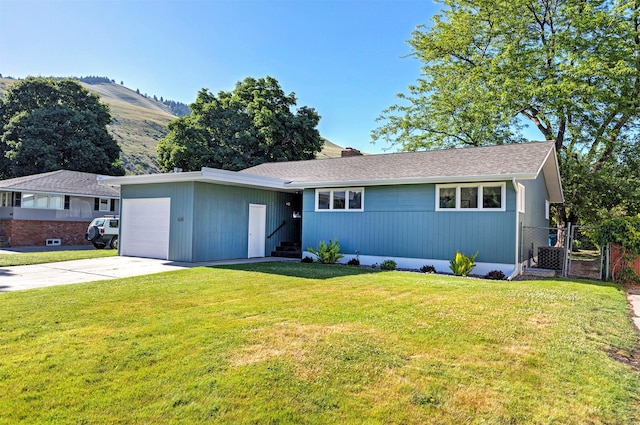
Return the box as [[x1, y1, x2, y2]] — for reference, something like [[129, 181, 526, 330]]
[[99, 141, 563, 277], [0, 170, 120, 247]]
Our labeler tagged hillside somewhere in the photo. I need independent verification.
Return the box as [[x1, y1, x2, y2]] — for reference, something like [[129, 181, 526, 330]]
[[0, 77, 344, 175]]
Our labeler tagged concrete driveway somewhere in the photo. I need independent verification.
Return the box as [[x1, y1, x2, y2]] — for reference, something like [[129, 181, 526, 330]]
[[0, 250, 288, 292]]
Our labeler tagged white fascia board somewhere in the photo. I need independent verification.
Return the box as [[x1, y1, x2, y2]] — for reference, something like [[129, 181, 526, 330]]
[[285, 173, 539, 189], [97, 171, 203, 187], [2, 188, 118, 198], [538, 148, 564, 204], [200, 168, 292, 190], [98, 168, 293, 191]]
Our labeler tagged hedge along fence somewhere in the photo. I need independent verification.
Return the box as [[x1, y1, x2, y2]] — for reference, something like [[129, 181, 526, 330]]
[[595, 215, 640, 284]]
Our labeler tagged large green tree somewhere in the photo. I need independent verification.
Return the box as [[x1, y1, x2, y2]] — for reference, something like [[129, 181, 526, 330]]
[[157, 76, 323, 172], [0, 77, 124, 178], [374, 0, 640, 225]]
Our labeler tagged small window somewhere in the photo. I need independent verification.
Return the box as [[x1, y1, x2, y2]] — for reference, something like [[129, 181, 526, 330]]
[[460, 187, 478, 209], [545, 200, 550, 220], [439, 187, 456, 209], [518, 184, 525, 213], [333, 191, 346, 209], [318, 191, 330, 210], [348, 190, 362, 209], [315, 188, 364, 212], [483, 186, 502, 209], [0, 192, 11, 207], [99, 198, 110, 212], [436, 183, 505, 211]]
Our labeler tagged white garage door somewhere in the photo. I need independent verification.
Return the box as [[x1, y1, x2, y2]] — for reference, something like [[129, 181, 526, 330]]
[[121, 198, 171, 260]]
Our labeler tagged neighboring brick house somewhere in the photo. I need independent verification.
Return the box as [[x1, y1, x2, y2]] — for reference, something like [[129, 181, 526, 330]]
[[0, 170, 120, 247]]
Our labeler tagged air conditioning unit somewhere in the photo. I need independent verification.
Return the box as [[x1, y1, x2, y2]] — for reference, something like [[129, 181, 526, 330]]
[[46, 238, 61, 246]]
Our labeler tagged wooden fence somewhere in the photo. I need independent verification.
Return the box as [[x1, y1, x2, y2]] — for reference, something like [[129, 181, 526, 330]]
[[610, 244, 640, 282]]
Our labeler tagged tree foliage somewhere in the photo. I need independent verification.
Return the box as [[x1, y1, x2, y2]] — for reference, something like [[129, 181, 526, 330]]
[[0, 77, 124, 178], [374, 0, 640, 224], [157, 76, 323, 172]]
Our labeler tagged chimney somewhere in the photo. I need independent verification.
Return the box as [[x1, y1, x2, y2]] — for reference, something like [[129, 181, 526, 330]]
[[341, 147, 363, 157]]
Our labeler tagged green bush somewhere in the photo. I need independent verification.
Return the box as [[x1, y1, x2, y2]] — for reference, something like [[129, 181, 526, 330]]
[[595, 215, 640, 283], [420, 264, 436, 273], [449, 251, 478, 276], [380, 259, 396, 271], [307, 239, 344, 264], [484, 270, 506, 280]]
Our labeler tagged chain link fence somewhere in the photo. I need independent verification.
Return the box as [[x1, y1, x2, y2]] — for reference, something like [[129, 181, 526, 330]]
[[520, 225, 568, 276], [520, 224, 603, 280]]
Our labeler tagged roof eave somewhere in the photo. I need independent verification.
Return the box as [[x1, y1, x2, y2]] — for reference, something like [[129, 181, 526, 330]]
[[284, 173, 540, 189], [537, 146, 564, 204], [98, 168, 293, 191]]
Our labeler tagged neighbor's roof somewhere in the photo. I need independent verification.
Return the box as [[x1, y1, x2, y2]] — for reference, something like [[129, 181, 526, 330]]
[[0, 170, 120, 197], [241, 141, 563, 202]]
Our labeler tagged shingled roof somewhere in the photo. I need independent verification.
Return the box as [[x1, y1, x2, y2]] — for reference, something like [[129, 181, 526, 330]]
[[99, 141, 563, 203], [241, 142, 562, 198], [0, 170, 119, 197]]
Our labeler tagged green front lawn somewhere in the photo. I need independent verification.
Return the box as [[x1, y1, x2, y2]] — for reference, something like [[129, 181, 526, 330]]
[[0, 248, 117, 266], [1, 263, 638, 424]]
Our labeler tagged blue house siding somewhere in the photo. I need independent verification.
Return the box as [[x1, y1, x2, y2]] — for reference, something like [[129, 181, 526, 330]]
[[121, 182, 195, 262], [518, 172, 553, 264], [520, 172, 550, 228], [191, 183, 298, 262], [302, 183, 517, 265], [121, 182, 297, 262]]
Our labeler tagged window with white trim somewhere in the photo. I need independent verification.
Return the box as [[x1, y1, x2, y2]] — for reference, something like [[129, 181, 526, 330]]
[[0, 192, 11, 207], [518, 183, 525, 213], [436, 183, 506, 211], [20, 193, 64, 210], [545, 200, 550, 220], [315, 188, 364, 211], [98, 198, 110, 212]]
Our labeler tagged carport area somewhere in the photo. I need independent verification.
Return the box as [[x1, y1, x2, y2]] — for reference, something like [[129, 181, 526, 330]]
[[0, 254, 292, 292]]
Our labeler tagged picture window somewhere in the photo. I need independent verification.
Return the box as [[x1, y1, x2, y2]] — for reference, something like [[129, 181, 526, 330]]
[[315, 188, 364, 212]]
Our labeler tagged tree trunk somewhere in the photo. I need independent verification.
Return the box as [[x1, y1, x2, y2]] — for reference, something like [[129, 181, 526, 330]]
[[555, 206, 568, 248]]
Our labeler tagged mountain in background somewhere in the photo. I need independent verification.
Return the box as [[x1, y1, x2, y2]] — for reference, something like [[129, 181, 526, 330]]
[[0, 76, 344, 175]]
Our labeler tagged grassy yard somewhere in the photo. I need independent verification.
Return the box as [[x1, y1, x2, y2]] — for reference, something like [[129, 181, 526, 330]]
[[0, 249, 117, 267], [0, 262, 638, 424]]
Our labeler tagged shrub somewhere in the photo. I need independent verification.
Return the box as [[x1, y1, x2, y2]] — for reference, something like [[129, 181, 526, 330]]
[[347, 258, 360, 266], [380, 259, 397, 271], [449, 251, 478, 276], [420, 264, 436, 273], [306, 239, 344, 264], [484, 270, 506, 280], [595, 215, 640, 283], [301, 256, 314, 263]]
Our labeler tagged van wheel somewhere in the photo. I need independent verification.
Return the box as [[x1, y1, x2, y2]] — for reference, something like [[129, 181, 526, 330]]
[[110, 236, 118, 249], [93, 242, 106, 249]]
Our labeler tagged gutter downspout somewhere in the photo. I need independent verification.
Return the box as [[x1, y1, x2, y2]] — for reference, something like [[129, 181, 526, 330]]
[[512, 177, 521, 279]]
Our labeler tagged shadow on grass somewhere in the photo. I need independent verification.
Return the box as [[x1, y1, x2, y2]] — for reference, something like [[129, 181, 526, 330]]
[[210, 261, 378, 280]]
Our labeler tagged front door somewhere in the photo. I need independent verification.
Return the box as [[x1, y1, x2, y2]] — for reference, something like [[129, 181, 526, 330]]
[[248, 204, 266, 258]]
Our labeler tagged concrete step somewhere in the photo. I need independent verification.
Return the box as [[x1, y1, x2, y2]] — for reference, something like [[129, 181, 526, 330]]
[[271, 250, 302, 258], [522, 268, 557, 278]]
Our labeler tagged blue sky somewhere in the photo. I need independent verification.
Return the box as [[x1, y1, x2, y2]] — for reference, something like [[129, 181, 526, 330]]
[[0, 0, 440, 154]]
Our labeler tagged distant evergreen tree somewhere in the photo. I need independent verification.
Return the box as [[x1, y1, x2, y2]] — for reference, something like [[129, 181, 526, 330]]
[[120, 81, 123, 85], [136, 88, 140, 94]]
